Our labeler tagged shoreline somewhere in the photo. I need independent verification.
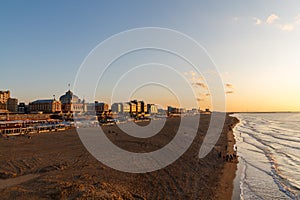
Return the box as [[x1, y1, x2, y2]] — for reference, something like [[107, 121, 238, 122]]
[[214, 116, 240, 200]]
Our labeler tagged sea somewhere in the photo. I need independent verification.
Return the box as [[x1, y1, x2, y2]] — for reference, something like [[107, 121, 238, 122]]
[[231, 113, 300, 200]]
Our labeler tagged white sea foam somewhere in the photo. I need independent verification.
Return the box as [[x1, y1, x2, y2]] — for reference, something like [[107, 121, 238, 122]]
[[232, 113, 300, 199]]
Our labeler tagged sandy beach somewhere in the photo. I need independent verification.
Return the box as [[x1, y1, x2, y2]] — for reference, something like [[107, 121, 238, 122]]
[[214, 118, 239, 200], [0, 114, 239, 199]]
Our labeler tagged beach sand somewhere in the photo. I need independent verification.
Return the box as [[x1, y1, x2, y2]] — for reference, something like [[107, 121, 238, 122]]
[[213, 119, 239, 200], [0, 114, 239, 199]]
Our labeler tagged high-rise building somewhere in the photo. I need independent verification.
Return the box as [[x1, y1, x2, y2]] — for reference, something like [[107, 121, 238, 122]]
[[130, 100, 147, 115], [147, 104, 158, 114], [7, 98, 18, 113], [141, 101, 147, 113], [111, 103, 123, 113], [0, 90, 10, 104], [122, 102, 131, 113], [130, 100, 140, 114], [129, 102, 137, 114]]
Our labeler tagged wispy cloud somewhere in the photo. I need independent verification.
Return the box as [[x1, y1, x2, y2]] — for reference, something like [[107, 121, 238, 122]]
[[278, 14, 300, 31], [193, 82, 207, 89], [225, 83, 234, 89], [225, 83, 234, 94], [253, 13, 300, 32], [280, 24, 295, 31], [184, 70, 203, 82], [196, 98, 204, 102], [266, 14, 280, 24], [184, 70, 210, 103]]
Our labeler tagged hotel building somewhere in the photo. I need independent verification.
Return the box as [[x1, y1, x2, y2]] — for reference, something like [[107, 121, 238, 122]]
[[59, 90, 86, 113], [147, 104, 158, 114]]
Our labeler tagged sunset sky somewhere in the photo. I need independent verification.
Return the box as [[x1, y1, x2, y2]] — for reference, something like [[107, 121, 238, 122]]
[[1, 1, 300, 112]]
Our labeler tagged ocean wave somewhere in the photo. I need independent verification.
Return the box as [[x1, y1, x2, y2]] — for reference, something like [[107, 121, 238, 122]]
[[236, 124, 300, 151], [268, 152, 300, 199], [233, 113, 300, 199], [239, 156, 267, 200]]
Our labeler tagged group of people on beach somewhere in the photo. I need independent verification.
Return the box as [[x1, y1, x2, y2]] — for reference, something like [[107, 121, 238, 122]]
[[218, 144, 238, 162], [224, 153, 237, 162]]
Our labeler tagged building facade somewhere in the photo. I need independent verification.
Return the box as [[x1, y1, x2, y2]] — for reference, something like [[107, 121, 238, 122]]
[[59, 90, 85, 113], [122, 102, 131, 113], [29, 99, 61, 113], [18, 103, 28, 113], [0, 90, 10, 104], [7, 98, 18, 113], [111, 103, 123, 113], [141, 101, 147, 113], [0, 103, 6, 111], [0, 90, 19, 113], [167, 106, 180, 114], [147, 104, 158, 114], [129, 102, 137, 114], [95, 102, 109, 114], [130, 100, 147, 115]]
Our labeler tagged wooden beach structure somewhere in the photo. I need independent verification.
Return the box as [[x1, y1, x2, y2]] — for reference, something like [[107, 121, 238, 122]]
[[0, 119, 73, 136]]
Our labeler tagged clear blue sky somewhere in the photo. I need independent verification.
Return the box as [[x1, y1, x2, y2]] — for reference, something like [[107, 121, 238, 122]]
[[1, 1, 300, 111]]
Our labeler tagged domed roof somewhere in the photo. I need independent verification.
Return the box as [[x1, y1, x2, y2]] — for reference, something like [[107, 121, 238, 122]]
[[59, 90, 80, 104]]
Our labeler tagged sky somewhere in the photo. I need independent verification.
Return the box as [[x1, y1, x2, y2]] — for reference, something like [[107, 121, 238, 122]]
[[1, 0, 300, 112]]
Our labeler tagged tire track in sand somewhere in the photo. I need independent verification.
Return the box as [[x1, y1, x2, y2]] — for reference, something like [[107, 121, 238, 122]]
[[0, 174, 39, 189]]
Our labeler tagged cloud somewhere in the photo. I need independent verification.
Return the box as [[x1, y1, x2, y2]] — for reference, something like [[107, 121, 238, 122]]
[[253, 17, 262, 25], [184, 70, 203, 83], [225, 83, 234, 89], [184, 70, 197, 77], [190, 76, 203, 83], [278, 15, 300, 32], [189, 70, 196, 77], [193, 82, 207, 89], [279, 24, 295, 32], [295, 14, 300, 24], [196, 98, 204, 102], [225, 83, 234, 94], [266, 14, 280, 24], [253, 13, 300, 32]]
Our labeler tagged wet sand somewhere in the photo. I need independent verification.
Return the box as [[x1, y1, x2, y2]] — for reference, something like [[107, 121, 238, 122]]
[[0, 114, 239, 199]]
